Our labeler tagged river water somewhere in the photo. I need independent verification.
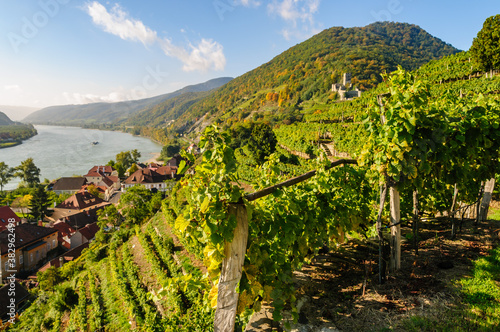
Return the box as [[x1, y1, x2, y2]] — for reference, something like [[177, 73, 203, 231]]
[[0, 125, 161, 190]]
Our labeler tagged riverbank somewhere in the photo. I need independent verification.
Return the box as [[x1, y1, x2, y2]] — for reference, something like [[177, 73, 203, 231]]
[[0, 140, 22, 149], [145, 152, 162, 164], [0, 125, 161, 191]]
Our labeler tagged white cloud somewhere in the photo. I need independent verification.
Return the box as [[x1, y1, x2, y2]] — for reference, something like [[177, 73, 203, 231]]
[[160, 38, 226, 72], [85, 2, 225, 72], [4, 84, 21, 92], [268, 0, 322, 40], [86, 2, 157, 45], [62, 88, 146, 104]]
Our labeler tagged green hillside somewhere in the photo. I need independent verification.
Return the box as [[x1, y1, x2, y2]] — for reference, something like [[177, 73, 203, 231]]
[[0, 112, 14, 126], [0, 112, 37, 148], [11, 19, 500, 332], [23, 77, 233, 126], [10, 49, 500, 332], [160, 22, 458, 137]]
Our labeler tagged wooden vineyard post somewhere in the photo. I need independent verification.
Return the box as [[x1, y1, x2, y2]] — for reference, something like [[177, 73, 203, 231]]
[[475, 182, 485, 225], [377, 184, 388, 284], [214, 203, 249, 332], [412, 190, 419, 255], [479, 178, 496, 221], [389, 186, 401, 272]]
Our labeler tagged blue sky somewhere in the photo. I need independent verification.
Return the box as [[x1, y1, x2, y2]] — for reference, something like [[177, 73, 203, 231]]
[[0, 0, 498, 110]]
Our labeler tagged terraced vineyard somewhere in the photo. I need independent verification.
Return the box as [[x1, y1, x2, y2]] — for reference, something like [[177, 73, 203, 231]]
[[274, 51, 500, 161], [10, 214, 213, 332]]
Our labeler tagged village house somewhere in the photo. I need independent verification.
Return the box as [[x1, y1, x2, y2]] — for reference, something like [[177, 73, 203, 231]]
[[46, 192, 109, 223], [52, 177, 87, 195], [69, 222, 99, 249], [38, 242, 89, 272], [121, 166, 178, 192], [0, 206, 21, 232], [0, 223, 58, 281], [83, 166, 120, 200], [50, 209, 101, 249], [51, 220, 74, 250]]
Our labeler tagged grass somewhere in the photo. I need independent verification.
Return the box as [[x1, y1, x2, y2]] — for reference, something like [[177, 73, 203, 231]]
[[488, 205, 500, 220], [395, 246, 500, 331]]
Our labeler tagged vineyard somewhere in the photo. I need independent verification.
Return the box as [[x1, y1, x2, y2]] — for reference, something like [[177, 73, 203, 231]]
[[6, 17, 500, 332], [7, 214, 213, 332], [275, 51, 500, 162]]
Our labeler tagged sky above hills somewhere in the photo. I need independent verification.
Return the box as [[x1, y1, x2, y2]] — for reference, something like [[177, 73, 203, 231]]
[[0, 0, 498, 110]]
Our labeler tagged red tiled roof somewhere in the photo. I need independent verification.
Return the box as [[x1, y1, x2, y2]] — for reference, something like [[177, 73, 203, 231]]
[[84, 171, 103, 178], [107, 175, 120, 183], [0, 223, 57, 255], [52, 221, 75, 238], [77, 222, 99, 242], [123, 168, 175, 185], [0, 206, 21, 232], [99, 177, 114, 188], [155, 166, 178, 176], [88, 165, 115, 174], [51, 221, 75, 249], [64, 207, 104, 229], [56, 192, 106, 210]]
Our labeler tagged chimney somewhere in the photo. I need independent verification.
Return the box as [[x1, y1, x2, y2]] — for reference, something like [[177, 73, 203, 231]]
[[38, 220, 43, 227]]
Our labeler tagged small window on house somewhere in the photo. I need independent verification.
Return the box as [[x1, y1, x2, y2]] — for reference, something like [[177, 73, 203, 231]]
[[4, 261, 8, 272], [30, 253, 33, 263], [19, 255, 23, 265], [53, 239, 56, 248], [36, 250, 39, 261], [47, 242, 51, 251]]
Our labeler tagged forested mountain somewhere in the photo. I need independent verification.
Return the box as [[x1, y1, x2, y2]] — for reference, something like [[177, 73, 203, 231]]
[[120, 90, 212, 128], [156, 22, 458, 136], [0, 112, 37, 147], [22, 77, 233, 126], [0, 111, 14, 125], [23, 22, 457, 142]]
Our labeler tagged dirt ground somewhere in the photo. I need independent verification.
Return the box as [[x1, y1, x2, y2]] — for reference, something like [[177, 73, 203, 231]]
[[245, 204, 500, 332]]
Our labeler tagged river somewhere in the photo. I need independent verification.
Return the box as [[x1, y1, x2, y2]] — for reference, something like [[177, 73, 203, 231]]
[[0, 125, 161, 190]]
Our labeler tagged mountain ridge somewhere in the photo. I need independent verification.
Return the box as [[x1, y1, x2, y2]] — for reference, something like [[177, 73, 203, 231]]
[[23, 77, 233, 125], [160, 21, 459, 136], [0, 111, 15, 126]]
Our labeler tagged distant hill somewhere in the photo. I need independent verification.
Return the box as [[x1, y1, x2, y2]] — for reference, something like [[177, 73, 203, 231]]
[[0, 112, 14, 126], [0, 105, 39, 121], [121, 90, 213, 128], [23, 77, 233, 126], [0, 112, 37, 148], [160, 22, 459, 135]]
